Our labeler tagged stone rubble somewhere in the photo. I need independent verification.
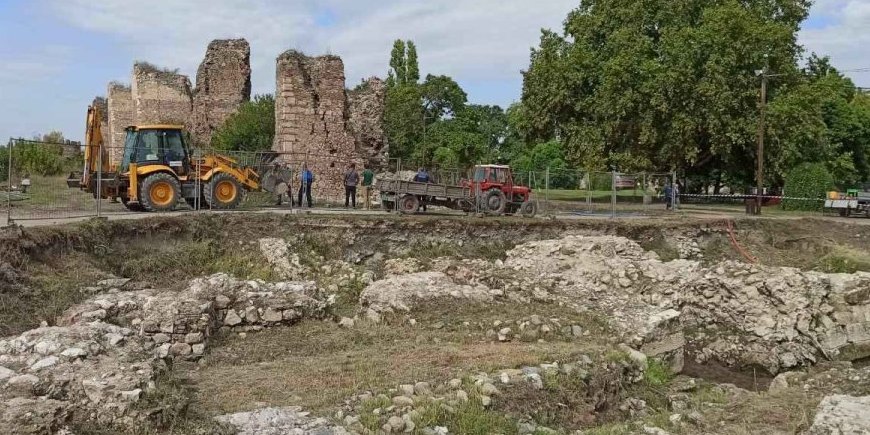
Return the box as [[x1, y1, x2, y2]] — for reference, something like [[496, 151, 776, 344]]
[[359, 271, 494, 313], [809, 395, 870, 434], [215, 406, 350, 435], [0, 273, 330, 433]]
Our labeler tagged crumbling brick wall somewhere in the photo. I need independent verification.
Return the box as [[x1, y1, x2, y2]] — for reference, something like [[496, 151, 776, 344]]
[[348, 77, 388, 166], [132, 63, 193, 127], [274, 50, 364, 201], [107, 83, 133, 167], [192, 39, 252, 146]]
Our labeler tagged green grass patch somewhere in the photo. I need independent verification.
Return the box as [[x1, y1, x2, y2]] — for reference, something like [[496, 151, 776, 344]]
[[644, 359, 674, 387], [815, 246, 870, 273]]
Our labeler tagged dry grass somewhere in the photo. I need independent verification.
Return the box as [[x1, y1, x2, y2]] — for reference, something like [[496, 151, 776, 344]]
[[187, 301, 607, 415]]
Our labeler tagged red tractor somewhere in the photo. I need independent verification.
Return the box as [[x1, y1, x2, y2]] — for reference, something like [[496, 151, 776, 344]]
[[465, 165, 536, 216], [376, 164, 538, 217]]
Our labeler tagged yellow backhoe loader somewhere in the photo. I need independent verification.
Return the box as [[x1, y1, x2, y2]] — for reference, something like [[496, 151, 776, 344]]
[[68, 104, 273, 212]]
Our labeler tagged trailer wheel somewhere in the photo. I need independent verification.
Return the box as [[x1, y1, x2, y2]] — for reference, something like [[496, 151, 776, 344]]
[[520, 200, 538, 218], [399, 195, 419, 214], [480, 189, 506, 215]]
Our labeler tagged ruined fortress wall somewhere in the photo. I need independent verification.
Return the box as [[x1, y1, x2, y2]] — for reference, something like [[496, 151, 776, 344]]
[[274, 50, 363, 200], [132, 63, 193, 127], [192, 39, 252, 146], [107, 83, 133, 167], [348, 77, 388, 166]]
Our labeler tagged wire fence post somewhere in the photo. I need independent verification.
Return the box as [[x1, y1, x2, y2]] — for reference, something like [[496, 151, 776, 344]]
[[642, 172, 648, 213], [7, 138, 13, 225], [672, 171, 678, 212], [96, 141, 102, 218], [611, 170, 617, 218], [544, 166, 550, 216]]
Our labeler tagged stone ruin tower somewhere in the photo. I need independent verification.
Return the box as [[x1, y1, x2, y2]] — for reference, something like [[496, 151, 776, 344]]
[[192, 39, 252, 145], [131, 63, 193, 127], [274, 51, 389, 201], [106, 83, 133, 167]]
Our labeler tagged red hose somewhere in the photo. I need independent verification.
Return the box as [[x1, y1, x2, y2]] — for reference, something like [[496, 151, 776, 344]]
[[724, 219, 758, 264]]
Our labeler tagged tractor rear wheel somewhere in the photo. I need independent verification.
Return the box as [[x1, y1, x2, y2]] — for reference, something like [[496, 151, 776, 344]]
[[204, 173, 243, 210], [399, 194, 419, 214], [139, 173, 181, 212], [480, 189, 507, 215]]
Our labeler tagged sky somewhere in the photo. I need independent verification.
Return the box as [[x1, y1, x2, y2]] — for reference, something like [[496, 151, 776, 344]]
[[0, 0, 868, 143]]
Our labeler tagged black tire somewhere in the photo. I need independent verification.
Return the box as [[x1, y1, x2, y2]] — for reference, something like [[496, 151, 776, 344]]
[[204, 173, 244, 210], [139, 173, 181, 212], [120, 196, 145, 212], [520, 200, 538, 218], [480, 189, 507, 215], [399, 194, 419, 214]]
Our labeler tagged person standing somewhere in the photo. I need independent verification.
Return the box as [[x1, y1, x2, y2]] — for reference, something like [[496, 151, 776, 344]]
[[361, 165, 374, 209], [344, 163, 360, 208], [298, 163, 314, 208], [413, 167, 431, 212]]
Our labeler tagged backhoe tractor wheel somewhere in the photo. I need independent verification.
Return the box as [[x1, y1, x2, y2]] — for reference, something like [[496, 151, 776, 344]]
[[399, 194, 419, 214], [139, 173, 181, 212], [481, 189, 507, 215], [204, 173, 243, 210], [520, 200, 538, 218]]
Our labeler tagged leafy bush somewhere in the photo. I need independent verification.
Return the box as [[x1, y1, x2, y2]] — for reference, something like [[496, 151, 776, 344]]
[[782, 162, 834, 211], [211, 94, 275, 151]]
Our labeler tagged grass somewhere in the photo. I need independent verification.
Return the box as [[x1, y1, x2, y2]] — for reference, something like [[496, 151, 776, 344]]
[[187, 300, 606, 416], [0, 252, 105, 335], [815, 245, 870, 273]]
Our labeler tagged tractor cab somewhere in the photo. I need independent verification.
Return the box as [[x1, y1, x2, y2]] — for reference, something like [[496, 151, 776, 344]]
[[469, 165, 531, 202], [120, 125, 191, 176]]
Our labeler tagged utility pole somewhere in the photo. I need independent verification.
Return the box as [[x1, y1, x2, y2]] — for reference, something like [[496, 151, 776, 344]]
[[752, 59, 773, 216]]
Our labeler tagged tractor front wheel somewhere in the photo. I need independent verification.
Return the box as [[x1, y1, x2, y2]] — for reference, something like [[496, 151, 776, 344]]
[[139, 173, 181, 212], [520, 200, 538, 218], [204, 173, 243, 210]]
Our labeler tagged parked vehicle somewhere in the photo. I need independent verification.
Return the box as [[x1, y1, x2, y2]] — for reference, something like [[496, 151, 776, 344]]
[[376, 164, 537, 217]]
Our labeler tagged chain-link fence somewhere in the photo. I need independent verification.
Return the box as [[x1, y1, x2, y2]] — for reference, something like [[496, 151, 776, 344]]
[[0, 137, 840, 226]]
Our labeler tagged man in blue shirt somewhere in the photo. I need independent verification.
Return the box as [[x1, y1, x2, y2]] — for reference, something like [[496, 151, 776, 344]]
[[297, 163, 314, 208]]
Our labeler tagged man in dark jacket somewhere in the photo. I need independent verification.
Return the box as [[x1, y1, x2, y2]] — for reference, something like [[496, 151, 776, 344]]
[[344, 163, 360, 208], [413, 168, 431, 211]]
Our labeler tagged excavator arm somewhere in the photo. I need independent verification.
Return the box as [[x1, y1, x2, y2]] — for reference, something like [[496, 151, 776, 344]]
[[68, 105, 109, 190]]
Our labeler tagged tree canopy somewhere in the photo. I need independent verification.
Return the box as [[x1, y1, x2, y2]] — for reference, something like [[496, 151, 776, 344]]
[[211, 94, 275, 152], [520, 0, 870, 187]]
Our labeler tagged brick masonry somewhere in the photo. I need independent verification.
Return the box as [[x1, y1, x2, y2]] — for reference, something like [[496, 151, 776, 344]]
[[192, 39, 252, 146], [131, 63, 193, 127], [274, 50, 365, 201], [107, 83, 133, 167]]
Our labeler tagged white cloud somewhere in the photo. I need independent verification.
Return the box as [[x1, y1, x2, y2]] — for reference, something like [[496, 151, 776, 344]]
[[44, 0, 574, 103], [799, 0, 870, 87]]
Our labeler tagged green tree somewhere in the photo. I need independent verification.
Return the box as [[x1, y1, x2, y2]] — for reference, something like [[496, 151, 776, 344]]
[[417, 105, 507, 167], [384, 84, 423, 160], [388, 40, 407, 86], [421, 74, 468, 123], [521, 0, 809, 182], [211, 94, 275, 152], [406, 41, 420, 83], [782, 162, 834, 211]]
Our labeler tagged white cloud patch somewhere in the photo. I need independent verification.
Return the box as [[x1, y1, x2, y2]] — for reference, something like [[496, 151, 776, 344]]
[[44, 0, 575, 104], [799, 0, 870, 87]]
